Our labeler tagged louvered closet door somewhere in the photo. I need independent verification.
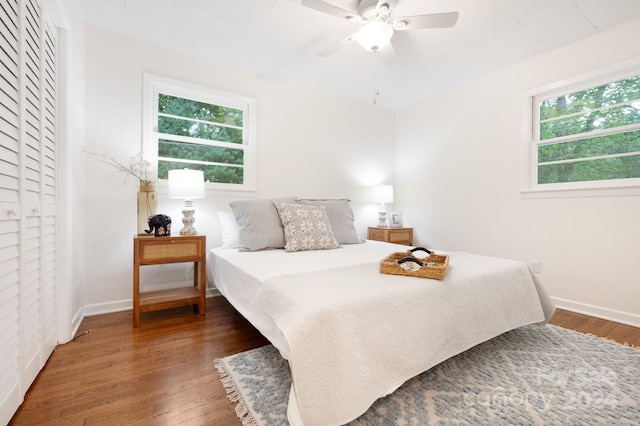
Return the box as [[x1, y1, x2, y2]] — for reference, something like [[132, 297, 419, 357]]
[[20, 0, 44, 387], [41, 13, 57, 357], [0, 0, 23, 422], [0, 0, 58, 422]]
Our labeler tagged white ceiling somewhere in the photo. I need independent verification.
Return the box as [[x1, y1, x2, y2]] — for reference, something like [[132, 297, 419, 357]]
[[79, 0, 640, 111]]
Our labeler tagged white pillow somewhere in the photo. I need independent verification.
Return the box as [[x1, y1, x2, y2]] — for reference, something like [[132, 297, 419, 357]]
[[217, 211, 241, 249], [274, 202, 340, 253]]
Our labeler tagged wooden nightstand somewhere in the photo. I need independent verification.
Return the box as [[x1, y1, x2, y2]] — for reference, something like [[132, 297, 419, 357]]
[[133, 235, 206, 327], [367, 227, 414, 246]]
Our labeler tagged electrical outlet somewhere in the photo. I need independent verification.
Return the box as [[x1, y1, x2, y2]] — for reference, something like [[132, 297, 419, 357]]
[[529, 259, 540, 273]]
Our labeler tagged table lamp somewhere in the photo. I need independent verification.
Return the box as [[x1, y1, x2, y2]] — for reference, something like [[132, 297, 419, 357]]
[[168, 169, 205, 235], [372, 184, 394, 227]]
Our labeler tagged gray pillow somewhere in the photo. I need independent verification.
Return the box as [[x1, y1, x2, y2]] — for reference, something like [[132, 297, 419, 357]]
[[297, 199, 362, 244], [230, 197, 297, 251]]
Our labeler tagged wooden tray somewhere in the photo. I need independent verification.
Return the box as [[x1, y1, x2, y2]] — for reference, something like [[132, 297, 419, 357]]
[[379, 247, 449, 280]]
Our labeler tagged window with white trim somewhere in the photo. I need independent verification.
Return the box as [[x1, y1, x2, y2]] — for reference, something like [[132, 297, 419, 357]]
[[530, 70, 640, 190], [144, 75, 256, 191]]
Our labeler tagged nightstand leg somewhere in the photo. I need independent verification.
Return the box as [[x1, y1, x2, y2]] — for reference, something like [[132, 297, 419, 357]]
[[198, 260, 206, 315], [133, 244, 141, 327]]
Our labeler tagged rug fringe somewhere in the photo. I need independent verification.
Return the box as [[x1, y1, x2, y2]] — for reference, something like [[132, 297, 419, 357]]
[[214, 359, 262, 426], [585, 332, 640, 351], [548, 324, 640, 351]]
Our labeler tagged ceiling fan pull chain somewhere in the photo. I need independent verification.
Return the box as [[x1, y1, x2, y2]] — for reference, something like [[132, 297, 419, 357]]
[[373, 56, 380, 104], [372, 62, 378, 104], [376, 61, 380, 97]]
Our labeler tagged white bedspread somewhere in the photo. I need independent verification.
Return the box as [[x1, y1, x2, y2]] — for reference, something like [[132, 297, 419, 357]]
[[251, 251, 550, 426]]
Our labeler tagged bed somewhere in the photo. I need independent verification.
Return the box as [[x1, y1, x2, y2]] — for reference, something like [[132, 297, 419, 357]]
[[210, 199, 555, 426]]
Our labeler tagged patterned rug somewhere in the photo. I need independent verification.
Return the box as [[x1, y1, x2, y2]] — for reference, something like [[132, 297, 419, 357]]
[[215, 325, 639, 425]]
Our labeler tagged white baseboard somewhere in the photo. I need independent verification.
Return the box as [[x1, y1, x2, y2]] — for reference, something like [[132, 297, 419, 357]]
[[83, 299, 132, 317], [81, 288, 221, 317], [552, 297, 640, 328], [69, 306, 85, 340]]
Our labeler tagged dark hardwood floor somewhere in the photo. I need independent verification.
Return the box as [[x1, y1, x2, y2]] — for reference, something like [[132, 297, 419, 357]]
[[547, 308, 640, 347], [10, 297, 269, 426], [9, 297, 639, 425]]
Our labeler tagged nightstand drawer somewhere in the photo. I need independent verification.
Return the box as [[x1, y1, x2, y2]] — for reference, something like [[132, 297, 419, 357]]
[[367, 227, 414, 246], [388, 230, 412, 244], [135, 235, 206, 266], [139, 240, 200, 262], [367, 228, 387, 241]]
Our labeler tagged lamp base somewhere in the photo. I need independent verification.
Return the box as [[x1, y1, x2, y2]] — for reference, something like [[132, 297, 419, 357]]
[[179, 200, 198, 235], [377, 211, 388, 228]]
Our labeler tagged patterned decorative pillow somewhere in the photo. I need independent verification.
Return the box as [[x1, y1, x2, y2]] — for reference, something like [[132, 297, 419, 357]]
[[274, 202, 341, 253]]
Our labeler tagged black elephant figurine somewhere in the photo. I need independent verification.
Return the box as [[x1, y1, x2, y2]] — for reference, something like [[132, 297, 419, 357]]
[[145, 214, 171, 236]]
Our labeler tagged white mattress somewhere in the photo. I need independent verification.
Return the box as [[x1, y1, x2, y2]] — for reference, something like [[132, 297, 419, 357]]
[[208, 239, 408, 359]]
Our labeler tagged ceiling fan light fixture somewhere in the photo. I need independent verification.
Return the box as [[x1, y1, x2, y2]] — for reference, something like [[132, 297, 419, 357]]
[[356, 20, 394, 52]]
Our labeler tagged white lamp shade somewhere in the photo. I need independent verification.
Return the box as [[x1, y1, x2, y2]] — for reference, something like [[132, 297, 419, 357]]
[[168, 169, 205, 199], [372, 184, 394, 204]]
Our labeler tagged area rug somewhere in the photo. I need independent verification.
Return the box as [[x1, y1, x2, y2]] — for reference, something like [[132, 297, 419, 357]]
[[214, 325, 639, 425]]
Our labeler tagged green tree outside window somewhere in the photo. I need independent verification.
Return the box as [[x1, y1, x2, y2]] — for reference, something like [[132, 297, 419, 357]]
[[156, 94, 246, 184], [536, 75, 640, 184]]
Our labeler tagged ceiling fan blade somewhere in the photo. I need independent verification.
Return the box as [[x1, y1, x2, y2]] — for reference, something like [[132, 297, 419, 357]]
[[393, 11, 459, 30], [301, 0, 359, 20], [318, 33, 357, 57]]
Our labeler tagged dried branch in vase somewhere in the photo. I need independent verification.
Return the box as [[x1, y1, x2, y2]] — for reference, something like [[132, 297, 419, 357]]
[[85, 151, 157, 185]]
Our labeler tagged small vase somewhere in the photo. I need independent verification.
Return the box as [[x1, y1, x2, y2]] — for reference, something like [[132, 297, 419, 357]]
[[137, 182, 157, 235]]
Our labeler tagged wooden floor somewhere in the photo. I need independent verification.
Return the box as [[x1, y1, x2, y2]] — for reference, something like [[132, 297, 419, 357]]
[[9, 297, 640, 425]]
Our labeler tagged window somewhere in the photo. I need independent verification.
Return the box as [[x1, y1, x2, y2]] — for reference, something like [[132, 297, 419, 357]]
[[529, 68, 640, 191], [144, 75, 256, 191]]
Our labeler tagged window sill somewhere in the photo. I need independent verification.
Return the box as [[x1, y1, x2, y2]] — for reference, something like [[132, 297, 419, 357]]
[[520, 185, 640, 199]]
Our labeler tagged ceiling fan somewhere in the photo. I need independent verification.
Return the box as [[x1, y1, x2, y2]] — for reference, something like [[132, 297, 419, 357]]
[[301, 0, 459, 56]]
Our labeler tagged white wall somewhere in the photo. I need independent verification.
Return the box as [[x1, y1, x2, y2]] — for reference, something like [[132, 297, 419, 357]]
[[47, 0, 86, 342], [80, 26, 395, 313], [395, 16, 640, 326]]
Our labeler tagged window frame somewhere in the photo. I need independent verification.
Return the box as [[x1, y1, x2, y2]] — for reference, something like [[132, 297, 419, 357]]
[[143, 73, 257, 192], [523, 60, 640, 197]]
